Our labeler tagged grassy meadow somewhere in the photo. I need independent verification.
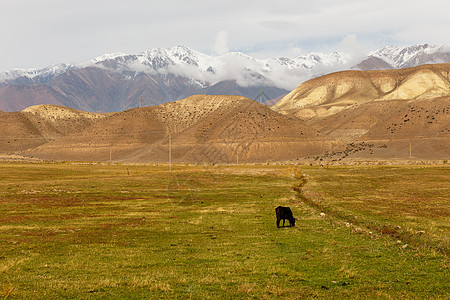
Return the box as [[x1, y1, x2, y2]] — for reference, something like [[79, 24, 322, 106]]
[[0, 162, 448, 299]]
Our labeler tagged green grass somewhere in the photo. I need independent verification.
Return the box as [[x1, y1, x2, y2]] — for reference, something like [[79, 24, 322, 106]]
[[300, 165, 449, 255], [0, 163, 448, 299]]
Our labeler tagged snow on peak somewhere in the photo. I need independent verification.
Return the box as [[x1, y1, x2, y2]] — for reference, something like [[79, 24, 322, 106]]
[[369, 44, 442, 67], [91, 53, 128, 63], [1, 44, 447, 89], [0, 63, 77, 83], [0, 46, 357, 90]]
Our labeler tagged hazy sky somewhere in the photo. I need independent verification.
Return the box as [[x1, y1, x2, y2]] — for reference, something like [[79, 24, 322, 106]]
[[1, 0, 449, 72]]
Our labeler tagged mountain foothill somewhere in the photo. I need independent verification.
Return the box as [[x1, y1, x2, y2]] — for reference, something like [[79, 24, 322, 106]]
[[1, 43, 449, 164], [1, 62, 448, 163], [272, 63, 450, 162]]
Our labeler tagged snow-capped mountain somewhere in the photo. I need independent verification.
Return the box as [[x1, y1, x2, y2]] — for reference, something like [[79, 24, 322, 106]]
[[0, 63, 77, 85], [357, 44, 450, 70], [0, 45, 351, 91], [0, 44, 448, 112], [371, 44, 438, 67], [1, 44, 448, 88], [270, 52, 350, 70], [87, 45, 350, 90]]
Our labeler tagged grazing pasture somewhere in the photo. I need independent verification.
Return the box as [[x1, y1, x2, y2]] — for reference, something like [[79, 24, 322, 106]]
[[0, 163, 448, 299]]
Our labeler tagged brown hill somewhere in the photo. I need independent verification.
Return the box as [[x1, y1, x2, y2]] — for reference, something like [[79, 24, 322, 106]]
[[306, 97, 449, 160], [272, 64, 450, 161], [123, 95, 333, 163], [0, 105, 108, 154], [273, 63, 450, 119], [0, 110, 49, 152], [22, 105, 109, 134], [22, 95, 335, 163], [4, 64, 448, 163], [23, 106, 165, 162]]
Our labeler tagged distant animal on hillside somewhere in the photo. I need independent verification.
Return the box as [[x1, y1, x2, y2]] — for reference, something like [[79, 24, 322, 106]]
[[275, 206, 296, 227]]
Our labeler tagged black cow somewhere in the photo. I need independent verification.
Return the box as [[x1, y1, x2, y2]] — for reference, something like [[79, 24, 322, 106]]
[[275, 206, 296, 227]]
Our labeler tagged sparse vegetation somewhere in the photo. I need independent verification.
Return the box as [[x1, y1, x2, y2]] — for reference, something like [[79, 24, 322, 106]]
[[0, 163, 448, 299], [300, 165, 450, 255], [292, 168, 307, 195]]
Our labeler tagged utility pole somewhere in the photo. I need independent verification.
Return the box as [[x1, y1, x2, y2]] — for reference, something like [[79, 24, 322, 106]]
[[409, 142, 412, 158], [139, 96, 142, 108], [253, 89, 269, 104]]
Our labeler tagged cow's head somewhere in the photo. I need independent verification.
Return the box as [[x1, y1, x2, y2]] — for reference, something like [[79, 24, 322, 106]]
[[291, 218, 297, 227]]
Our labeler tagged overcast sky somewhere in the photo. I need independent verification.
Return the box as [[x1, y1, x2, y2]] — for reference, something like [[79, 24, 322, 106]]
[[1, 0, 449, 72]]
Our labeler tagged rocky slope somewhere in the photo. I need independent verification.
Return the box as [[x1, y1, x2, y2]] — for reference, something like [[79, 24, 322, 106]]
[[2, 64, 449, 163], [0, 105, 108, 153], [21, 95, 334, 163], [273, 63, 450, 118], [272, 64, 450, 161]]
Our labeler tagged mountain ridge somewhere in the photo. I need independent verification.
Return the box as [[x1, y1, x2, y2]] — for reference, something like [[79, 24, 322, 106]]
[[0, 44, 448, 113], [273, 63, 450, 117], [2, 44, 447, 86], [271, 63, 450, 161], [13, 95, 335, 163], [1, 64, 448, 163]]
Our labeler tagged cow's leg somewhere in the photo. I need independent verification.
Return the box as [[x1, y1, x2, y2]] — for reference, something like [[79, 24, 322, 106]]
[[277, 218, 280, 228], [282, 219, 285, 227]]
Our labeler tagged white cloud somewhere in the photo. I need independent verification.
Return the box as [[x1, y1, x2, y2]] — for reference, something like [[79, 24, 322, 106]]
[[338, 34, 369, 65], [214, 30, 229, 55], [0, 0, 449, 72], [438, 44, 450, 53]]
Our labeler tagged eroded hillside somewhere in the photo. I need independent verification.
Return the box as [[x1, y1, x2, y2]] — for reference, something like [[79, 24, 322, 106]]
[[273, 63, 450, 119], [20, 95, 334, 163], [271, 64, 450, 161], [0, 105, 108, 153], [2, 64, 449, 163]]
